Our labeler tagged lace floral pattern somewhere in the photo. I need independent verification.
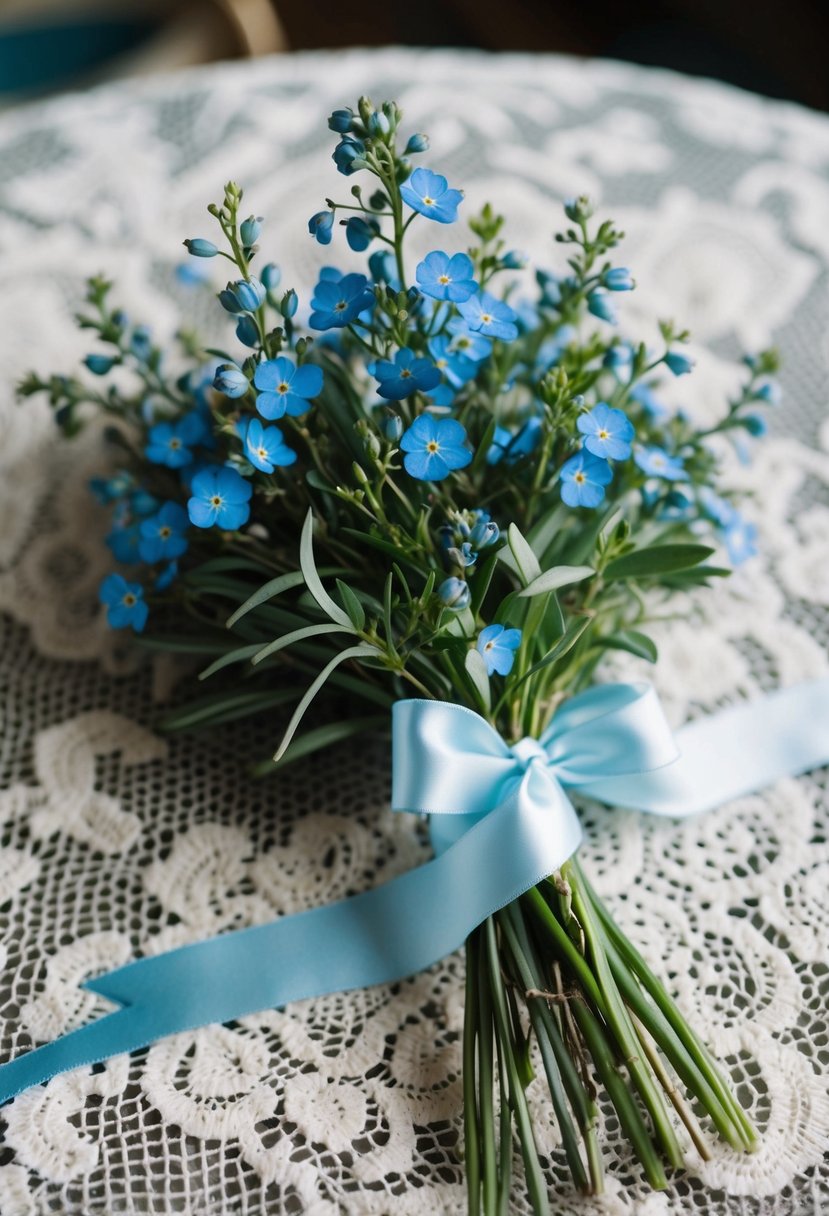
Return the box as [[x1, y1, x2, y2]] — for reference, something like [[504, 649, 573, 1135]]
[[0, 49, 827, 1214]]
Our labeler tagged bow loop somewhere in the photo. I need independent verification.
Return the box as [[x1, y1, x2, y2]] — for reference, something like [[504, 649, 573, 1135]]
[[511, 737, 548, 768]]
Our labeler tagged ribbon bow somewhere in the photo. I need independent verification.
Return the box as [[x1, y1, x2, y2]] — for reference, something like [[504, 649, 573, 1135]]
[[0, 678, 827, 1104]]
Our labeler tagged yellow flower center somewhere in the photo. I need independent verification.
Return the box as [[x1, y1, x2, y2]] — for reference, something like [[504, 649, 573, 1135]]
[[211, 495, 223, 507], [169, 438, 182, 450], [159, 526, 171, 539], [123, 593, 136, 606], [426, 441, 440, 453], [400, 368, 412, 379], [481, 313, 492, 325], [423, 195, 435, 206], [575, 472, 586, 484], [277, 382, 289, 394], [598, 429, 609, 439], [438, 274, 450, 284]]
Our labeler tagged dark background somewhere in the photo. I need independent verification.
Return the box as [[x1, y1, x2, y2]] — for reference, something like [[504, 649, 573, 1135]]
[[277, 0, 828, 111], [0, 0, 826, 112]]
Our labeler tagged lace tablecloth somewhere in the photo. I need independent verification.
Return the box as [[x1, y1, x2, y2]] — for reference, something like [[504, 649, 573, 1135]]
[[1, 47, 828, 1216]]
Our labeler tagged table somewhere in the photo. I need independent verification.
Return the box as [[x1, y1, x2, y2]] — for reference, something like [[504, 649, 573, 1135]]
[[0, 47, 827, 1216]]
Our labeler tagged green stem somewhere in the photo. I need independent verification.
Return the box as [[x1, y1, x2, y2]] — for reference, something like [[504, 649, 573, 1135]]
[[464, 938, 482, 1215], [477, 931, 498, 1216]]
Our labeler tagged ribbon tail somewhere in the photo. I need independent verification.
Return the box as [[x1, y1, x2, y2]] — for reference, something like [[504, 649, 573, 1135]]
[[0, 770, 581, 1104], [575, 677, 829, 816]]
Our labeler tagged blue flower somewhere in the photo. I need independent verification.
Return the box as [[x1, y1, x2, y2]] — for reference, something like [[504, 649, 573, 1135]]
[[261, 263, 282, 292], [368, 250, 399, 286], [698, 487, 735, 527], [427, 382, 455, 408], [445, 541, 477, 570], [487, 418, 542, 465], [239, 417, 297, 472], [374, 348, 441, 400], [446, 320, 493, 362], [399, 414, 472, 481], [280, 289, 299, 319], [309, 210, 335, 245], [345, 216, 377, 251], [332, 137, 366, 175], [130, 326, 152, 362], [138, 502, 189, 564], [723, 514, 758, 565], [416, 251, 477, 303], [309, 271, 374, 330], [560, 451, 613, 508], [457, 292, 518, 342], [183, 238, 218, 258], [213, 364, 249, 399], [428, 335, 477, 388], [106, 522, 142, 564], [577, 402, 634, 461], [145, 411, 208, 469], [254, 356, 323, 419], [84, 354, 117, 376], [742, 413, 767, 437], [438, 577, 471, 610], [130, 488, 159, 517], [664, 349, 695, 376], [602, 267, 635, 291], [187, 466, 252, 530], [400, 168, 463, 224], [218, 278, 266, 314], [603, 343, 634, 372], [477, 624, 522, 676], [586, 288, 616, 324], [634, 445, 688, 481], [240, 215, 262, 246], [99, 573, 148, 632]]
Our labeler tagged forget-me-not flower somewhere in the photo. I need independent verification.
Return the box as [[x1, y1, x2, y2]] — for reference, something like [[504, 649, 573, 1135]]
[[309, 270, 374, 330], [345, 217, 377, 251], [399, 414, 472, 480], [446, 320, 493, 362], [560, 450, 613, 508], [213, 364, 249, 399], [428, 335, 477, 388], [438, 577, 471, 610], [188, 466, 252, 530], [374, 348, 441, 400], [634, 445, 688, 481], [664, 349, 695, 376], [477, 624, 522, 676], [308, 210, 335, 245], [400, 168, 463, 224], [145, 411, 208, 468], [106, 523, 142, 564], [416, 251, 477, 302], [586, 288, 616, 324], [239, 417, 297, 473], [218, 278, 266, 314], [458, 292, 519, 342], [723, 514, 758, 565], [138, 502, 189, 564], [254, 357, 324, 419], [577, 402, 635, 461], [99, 573, 148, 632]]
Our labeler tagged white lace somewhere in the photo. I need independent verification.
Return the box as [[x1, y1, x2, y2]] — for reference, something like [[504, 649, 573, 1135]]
[[1, 48, 828, 1215]]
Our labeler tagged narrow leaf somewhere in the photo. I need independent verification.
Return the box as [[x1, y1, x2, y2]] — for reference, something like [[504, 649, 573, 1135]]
[[604, 544, 714, 580], [519, 565, 594, 597], [299, 511, 352, 626], [336, 579, 366, 631], [252, 622, 353, 666], [600, 630, 658, 663], [511, 616, 592, 692], [273, 644, 377, 761], [464, 648, 492, 714], [254, 714, 388, 774], [199, 642, 265, 681], [226, 570, 307, 628]]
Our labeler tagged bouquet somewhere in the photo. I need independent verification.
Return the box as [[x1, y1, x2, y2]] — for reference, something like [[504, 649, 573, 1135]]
[[20, 96, 780, 1213]]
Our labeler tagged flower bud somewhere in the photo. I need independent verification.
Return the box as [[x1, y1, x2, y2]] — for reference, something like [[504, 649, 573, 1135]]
[[381, 414, 403, 441], [235, 315, 260, 348], [213, 364, 249, 398], [328, 108, 355, 133], [587, 288, 616, 324], [469, 519, 499, 547], [84, 354, 117, 375], [184, 238, 218, 258], [261, 263, 282, 292], [564, 195, 593, 222], [664, 349, 695, 377], [438, 577, 471, 610], [280, 289, 298, 319], [404, 133, 429, 154], [218, 278, 266, 314], [603, 267, 635, 291], [240, 215, 263, 246]]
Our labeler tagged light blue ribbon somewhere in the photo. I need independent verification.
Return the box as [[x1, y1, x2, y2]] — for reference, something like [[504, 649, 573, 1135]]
[[1, 678, 828, 1105]]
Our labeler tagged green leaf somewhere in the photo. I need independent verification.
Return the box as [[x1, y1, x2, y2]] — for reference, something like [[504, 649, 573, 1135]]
[[510, 616, 592, 692], [471, 415, 497, 476], [603, 544, 715, 581], [252, 622, 353, 666], [300, 510, 352, 626], [469, 551, 499, 618], [464, 647, 492, 714], [600, 630, 658, 663], [226, 570, 307, 628], [157, 688, 298, 732], [336, 579, 366, 631], [519, 565, 594, 597], [506, 523, 542, 586], [254, 714, 388, 774], [133, 636, 229, 655], [273, 644, 378, 761], [199, 642, 265, 681]]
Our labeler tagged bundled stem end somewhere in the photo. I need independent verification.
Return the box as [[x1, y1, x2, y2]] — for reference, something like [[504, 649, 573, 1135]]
[[463, 855, 757, 1216]]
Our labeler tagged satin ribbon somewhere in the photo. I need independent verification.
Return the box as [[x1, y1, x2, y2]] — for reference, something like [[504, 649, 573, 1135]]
[[1, 677, 828, 1104]]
